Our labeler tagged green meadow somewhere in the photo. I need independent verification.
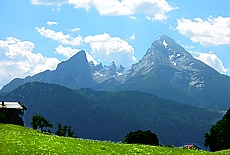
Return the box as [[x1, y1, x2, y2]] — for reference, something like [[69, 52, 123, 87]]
[[0, 124, 229, 155]]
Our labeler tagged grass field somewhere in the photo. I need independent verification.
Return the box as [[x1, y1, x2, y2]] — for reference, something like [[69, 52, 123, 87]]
[[0, 124, 229, 154]]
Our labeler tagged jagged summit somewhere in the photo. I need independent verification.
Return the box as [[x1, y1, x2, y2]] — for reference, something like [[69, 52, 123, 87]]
[[129, 34, 198, 77], [109, 61, 117, 75], [157, 35, 175, 44], [110, 61, 116, 67], [56, 50, 88, 73], [70, 50, 86, 60], [150, 35, 191, 56]]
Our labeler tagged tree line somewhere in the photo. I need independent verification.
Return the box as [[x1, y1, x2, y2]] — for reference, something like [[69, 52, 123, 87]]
[[31, 113, 160, 145], [28, 108, 230, 152], [30, 114, 77, 138]]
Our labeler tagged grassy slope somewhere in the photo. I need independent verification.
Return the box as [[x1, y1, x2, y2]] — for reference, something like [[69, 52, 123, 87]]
[[1, 124, 228, 155]]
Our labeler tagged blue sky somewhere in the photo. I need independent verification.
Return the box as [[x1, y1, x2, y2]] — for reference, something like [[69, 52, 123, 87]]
[[0, 0, 230, 88]]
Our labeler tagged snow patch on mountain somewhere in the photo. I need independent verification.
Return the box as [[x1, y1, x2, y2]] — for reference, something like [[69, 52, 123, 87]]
[[169, 53, 174, 60], [163, 40, 168, 48], [172, 62, 176, 66], [189, 73, 205, 90]]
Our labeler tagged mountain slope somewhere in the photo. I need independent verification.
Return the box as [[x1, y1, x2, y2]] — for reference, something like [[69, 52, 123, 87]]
[[116, 35, 230, 110]]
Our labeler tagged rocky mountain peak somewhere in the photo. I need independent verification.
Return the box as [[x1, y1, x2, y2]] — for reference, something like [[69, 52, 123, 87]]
[[117, 65, 125, 73], [90, 62, 103, 72], [135, 35, 197, 72], [127, 35, 211, 91], [110, 61, 116, 67], [156, 35, 175, 45], [149, 35, 189, 56], [109, 61, 117, 75], [56, 50, 88, 72]]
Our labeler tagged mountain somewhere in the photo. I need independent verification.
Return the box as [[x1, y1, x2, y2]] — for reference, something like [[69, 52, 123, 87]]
[[116, 35, 230, 110], [1, 35, 230, 110], [1, 51, 125, 93], [0, 82, 222, 147], [1, 50, 97, 92]]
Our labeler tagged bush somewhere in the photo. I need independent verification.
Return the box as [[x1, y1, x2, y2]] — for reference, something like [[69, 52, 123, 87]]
[[165, 144, 174, 147], [123, 130, 159, 146]]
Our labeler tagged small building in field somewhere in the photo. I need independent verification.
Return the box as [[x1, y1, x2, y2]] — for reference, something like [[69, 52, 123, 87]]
[[0, 101, 25, 126], [0, 101, 23, 109], [182, 144, 201, 150]]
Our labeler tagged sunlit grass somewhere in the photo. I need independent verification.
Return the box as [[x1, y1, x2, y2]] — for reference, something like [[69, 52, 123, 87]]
[[0, 124, 228, 154]]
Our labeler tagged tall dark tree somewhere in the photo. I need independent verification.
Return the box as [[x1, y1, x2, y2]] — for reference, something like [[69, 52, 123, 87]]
[[31, 114, 53, 132], [67, 125, 76, 137], [204, 108, 230, 151], [123, 130, 159, 146], [55, 122, 76, 137], [55, 122, 66, 136]]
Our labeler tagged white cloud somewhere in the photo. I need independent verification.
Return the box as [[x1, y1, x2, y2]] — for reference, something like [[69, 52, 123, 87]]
[[35, 27, 83, 46], [85, 51, 98, 65], [52, 7, 60, 11], [130, 34, 136, 41], [181, 44, 195, 50], [32, 0, 177, 21], [70, 28, 80, 32], [0, 37, 60, 88], [91, 0, 130, 16], [55, 45, 80, 59], [126, 34, 136, 42], [47, 21, 58, 25], [176, 16, 230, 47], [68, 0, 93, 11], [130, 16, 138, 20], [55, 45, 97, 64], [190, 51, 230, 75], [30, 0, 68, 6], [84, 33, 136, 66]]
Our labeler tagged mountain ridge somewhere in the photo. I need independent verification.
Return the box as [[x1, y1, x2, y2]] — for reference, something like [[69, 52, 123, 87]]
[[96, 35, 230, 110], [1, 35, 230, 110], [113, 35, 230, 109]]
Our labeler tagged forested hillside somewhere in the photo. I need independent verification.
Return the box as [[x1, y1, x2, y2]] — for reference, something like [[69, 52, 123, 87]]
[[77, 88, 223, 146], [0, 82, 222, 147]]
